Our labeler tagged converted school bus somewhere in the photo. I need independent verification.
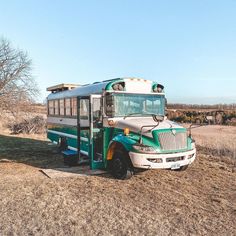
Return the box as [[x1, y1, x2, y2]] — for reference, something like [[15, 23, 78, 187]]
[[47, 78, 196, 179]]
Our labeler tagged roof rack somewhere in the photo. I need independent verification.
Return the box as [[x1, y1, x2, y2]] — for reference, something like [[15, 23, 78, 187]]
[[47, 84, 80, 93]]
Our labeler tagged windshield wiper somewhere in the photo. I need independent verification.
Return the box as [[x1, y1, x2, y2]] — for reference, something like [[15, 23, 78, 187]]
[[124, 112, 156, 119], [124, 112, 165, 121]]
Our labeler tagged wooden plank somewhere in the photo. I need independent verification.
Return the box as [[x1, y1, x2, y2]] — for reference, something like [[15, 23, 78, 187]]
[[40, 166, 106, 179]]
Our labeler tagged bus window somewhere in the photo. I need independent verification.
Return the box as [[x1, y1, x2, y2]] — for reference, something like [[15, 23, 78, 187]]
[[54, 100, 59, 115], [65, 98, 71, 116], [93, 98, 102, 124], [146, 98, 161, 114], [48, 100, 54, 115], [72, 98, 77, 116], [59, 99, 65, 116], [80, 99, 89, 120]]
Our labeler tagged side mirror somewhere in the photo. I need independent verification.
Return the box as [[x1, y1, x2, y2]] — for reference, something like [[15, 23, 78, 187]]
[[165, 98, 168, 106], [153, 115, 165, 122]]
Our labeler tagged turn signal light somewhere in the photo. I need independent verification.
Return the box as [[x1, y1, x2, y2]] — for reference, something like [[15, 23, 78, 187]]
[[124, 128, 130, 136], [147, 158, 163, 163], [108, 120, 115, 126]]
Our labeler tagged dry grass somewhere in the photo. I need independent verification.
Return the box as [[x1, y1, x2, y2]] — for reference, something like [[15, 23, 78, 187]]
[[0, 125, 236, 235], [0, 153, 236, 236], [191, 125, 236, 160]]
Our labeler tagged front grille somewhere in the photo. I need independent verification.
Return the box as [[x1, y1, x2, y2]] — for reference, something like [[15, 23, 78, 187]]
[[158, 131, 187, 151], [166, 156, 185, 162]]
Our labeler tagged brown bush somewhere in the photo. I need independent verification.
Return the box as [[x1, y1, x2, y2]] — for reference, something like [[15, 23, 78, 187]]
[[8, 116, 46, 134]]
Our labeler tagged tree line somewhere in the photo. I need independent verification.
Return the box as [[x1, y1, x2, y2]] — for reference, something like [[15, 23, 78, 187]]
[[167, 103, 236, 110], [167, 109, 236, 125]]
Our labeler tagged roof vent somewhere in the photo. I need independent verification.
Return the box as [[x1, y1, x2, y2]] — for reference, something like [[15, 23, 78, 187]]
[[46, 84, 80, 93]]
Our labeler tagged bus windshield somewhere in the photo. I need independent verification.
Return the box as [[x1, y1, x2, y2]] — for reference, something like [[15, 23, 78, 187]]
[[110, 93, 165, 117]]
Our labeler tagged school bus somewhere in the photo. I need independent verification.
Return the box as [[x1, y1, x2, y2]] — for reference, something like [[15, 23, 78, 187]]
[[47, 78, 196, 179]]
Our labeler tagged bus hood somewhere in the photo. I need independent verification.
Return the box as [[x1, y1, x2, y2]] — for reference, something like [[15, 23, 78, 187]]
[[114, 117, 184, 138]]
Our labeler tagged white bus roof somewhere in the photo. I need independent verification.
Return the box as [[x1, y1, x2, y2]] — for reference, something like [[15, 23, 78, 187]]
[[47, 81, 110, 100], [47, 78, 164, 100]]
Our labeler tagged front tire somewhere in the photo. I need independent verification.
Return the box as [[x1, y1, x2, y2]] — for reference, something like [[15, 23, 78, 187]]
[[111, 150, 131, 180]]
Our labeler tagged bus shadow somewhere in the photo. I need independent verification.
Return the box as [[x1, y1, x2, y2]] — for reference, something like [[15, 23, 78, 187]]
[[0, 134, 109, 179], [0, 134, 64, 168]]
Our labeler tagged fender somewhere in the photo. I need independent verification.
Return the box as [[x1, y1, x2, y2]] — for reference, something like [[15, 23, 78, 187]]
[[106, 134, 136, 160]]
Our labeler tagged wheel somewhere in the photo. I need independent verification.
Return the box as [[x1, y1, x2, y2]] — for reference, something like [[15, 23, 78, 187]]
[[175, 164, 189, 171], [111, 150, 132, 180], [58, 137, 67, 152]]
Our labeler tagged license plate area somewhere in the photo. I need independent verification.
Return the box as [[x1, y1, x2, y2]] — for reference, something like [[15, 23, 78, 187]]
[[171, 163, 181, 170]]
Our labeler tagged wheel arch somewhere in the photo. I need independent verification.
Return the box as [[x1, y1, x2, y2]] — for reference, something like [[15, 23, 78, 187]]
[[106, 140, 134, 171], [106, 141, 127, 161]]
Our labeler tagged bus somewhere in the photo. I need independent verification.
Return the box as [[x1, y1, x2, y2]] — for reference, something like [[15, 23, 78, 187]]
[[47, 77, 196, 179]]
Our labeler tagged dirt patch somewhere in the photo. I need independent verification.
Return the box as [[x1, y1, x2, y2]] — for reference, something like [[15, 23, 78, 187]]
[[0, 130, 236, 235]]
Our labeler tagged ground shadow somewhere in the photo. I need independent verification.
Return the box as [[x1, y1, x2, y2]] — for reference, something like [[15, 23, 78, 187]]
[[0, 134, 65, 169], [0, 134, 111, 178]]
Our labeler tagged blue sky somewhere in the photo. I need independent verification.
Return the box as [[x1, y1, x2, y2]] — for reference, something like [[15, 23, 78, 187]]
[[0, 0, 235, 104]]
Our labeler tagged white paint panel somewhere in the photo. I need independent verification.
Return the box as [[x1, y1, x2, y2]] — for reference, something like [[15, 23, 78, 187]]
[[47, 116, 90, 127], [47, 116, 77, 126], [124, 78, 152, 93]]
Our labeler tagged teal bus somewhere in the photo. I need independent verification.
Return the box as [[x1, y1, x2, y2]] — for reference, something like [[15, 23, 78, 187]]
[[47, 78, 196, 179]]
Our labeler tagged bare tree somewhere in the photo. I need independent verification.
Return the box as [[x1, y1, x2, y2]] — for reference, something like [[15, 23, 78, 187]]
[[0, 38, 39, 115]]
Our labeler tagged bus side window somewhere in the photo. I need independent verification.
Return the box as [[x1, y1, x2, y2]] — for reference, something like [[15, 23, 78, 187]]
[[80, 99, 89, 120], [48, 100, 54, 115], [59, 99, 65, 116], [93, 98, 102, 123], [65, 98, 71, 116], [70, 98, 73, 116], [54, 100, 59, 115], [72, 98, 77, 116]]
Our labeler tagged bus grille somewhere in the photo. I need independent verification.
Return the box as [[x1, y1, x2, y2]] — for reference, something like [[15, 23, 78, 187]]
[[158, 131, 187, 151]]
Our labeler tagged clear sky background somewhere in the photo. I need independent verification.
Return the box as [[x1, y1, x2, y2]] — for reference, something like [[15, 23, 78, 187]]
[[0, 0, 235, 104]]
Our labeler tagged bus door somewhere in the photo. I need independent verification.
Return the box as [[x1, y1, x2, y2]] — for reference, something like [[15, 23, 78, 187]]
[[89, 94, 104, 170], [77, 96, 90, 161]]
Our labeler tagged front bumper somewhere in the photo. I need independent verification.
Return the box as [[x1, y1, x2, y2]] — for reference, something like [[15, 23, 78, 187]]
[[129, 149, 196, 169]]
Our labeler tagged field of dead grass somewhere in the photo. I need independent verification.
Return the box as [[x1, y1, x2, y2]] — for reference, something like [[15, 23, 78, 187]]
[[0, 125, 236, 235], [191, 125, 236, 159]]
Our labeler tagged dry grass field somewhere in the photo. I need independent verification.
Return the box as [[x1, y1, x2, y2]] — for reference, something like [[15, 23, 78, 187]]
[[191, 125, 236, 159], [0, 126, 236, 235]]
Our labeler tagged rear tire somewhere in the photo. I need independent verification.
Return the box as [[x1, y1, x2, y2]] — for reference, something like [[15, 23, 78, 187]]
[[111, 150, 132, 180]]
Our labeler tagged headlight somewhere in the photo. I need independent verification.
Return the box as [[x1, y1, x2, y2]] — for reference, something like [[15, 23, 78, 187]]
[[133, 145, 157, 154]]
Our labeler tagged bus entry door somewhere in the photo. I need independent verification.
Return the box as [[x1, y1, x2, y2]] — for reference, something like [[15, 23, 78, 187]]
[[89, 95, 104, 170]]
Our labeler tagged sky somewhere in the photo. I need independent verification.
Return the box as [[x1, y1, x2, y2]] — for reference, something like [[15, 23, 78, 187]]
[[0, 0, 235, 104]]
